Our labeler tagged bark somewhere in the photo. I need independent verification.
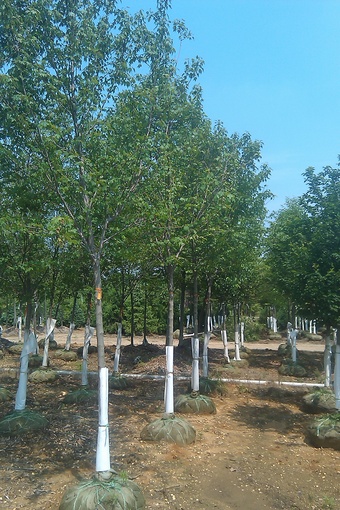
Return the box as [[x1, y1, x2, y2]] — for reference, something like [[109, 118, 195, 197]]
[[290, 328, 298, 363], [96, 367, 110, 472], [42, 317, 56, 367], [202, 279, 212, 378], [334, 329, 340, 410], [143, 284, 149, 346], [324, 328, 332, 387], [164, 264, 175, 413], [113, 323, 123, 374], [82, 324, 95, 386], [178, 270, 186, 348], [64, 323, 75, 351], [92, 257, 105, 369], [93, 255, 111, 472], [221, 302, 230, 362], [15, 302, 37, 411], [130, 287, 135, 346], [234, 303, 241, 361], [191, 270, 200, 391]]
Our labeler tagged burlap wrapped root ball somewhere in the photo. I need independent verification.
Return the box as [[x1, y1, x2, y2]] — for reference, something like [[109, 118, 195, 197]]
[[0, 386, 11, 402], [28, 354, 44, 368], [7, 344, 23, 355], [109, 375, 129, 390], [278, 343, 292, 356], [140, 413, 196, 445], [59, 471, 145, 510], [63, 387, 97, 404], [54, 349, 78, 361], [302, 389, 336, 414], [175, 392, 216, 415], [29, 368, 57, 383], [38, 338, 58, 350], [0, 409, 48, 436], [198, 377, 225, 396], [307, 413, 340, 450], [278, 360, 306, 377]]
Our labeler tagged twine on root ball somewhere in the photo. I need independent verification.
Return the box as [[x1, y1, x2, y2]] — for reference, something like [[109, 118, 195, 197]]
[[302, 388, 336, 414], [307, 412, 340, 451], [175, 392, 216, 415], [140, 413, 196, 445], [0, 409, 48, 436], [63, 387, 97, 404], [59, 471, 145, 510], [28, 368, 57, 383], [109, 375, 129, 390]]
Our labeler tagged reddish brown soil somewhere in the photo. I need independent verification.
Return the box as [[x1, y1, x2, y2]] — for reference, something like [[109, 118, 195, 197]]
[[0, 328, 338, 510]]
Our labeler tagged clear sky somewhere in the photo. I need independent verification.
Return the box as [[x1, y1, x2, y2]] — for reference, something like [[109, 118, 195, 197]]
[[134, 0, 340, 214]]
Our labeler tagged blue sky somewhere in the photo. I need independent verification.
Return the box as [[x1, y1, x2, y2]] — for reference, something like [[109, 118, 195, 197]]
[[135, 0, 340, 214]]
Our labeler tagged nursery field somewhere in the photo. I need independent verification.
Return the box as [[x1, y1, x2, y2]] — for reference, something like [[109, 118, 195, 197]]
[[0, 328, 339, 510]]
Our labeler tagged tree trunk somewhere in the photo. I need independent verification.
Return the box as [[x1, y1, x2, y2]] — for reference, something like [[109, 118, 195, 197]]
[[15, 302, 38, 411], [42, 317, 56, 367], [164, 264, 174, 414], [290, 328, 298, 363], [81, 324, 94, 386], [93, 256, 110, 472], [221, 302, 230, 362], [324, 327, 332, 387], [113, 323, 123, 374], [191, 270, 200, 392], [334, 328, 340, 410], [202, 279, 212, 378], [65, 323, 75, 351], [93, 260, 105, 369], [143, 284, 148, 346], [178, 270, 186, 349], [65, 294, 77, 351], [234, 303, 241, 361], [130, 287, 134, 346]]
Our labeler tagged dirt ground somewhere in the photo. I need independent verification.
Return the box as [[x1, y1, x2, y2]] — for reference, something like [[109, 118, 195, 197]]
[[0, 327, 339, 510]]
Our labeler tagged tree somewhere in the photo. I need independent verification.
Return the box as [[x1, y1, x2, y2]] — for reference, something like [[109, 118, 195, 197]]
[[0, 0, 157, 501], [266, 164, 340, 387], [265, 198, 311, 325]]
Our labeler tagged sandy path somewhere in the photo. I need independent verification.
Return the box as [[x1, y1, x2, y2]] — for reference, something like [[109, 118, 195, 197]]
[[2, 326, 325, 353]]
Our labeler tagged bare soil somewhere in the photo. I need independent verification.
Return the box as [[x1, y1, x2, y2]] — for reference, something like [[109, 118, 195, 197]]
[[0, 327, 339, 510]]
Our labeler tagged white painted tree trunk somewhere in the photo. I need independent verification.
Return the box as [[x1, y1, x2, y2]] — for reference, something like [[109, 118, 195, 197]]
[[113, 323, 123, 374], [202, 331, 211, 378], [324, 334, 332, 387], [221, 329, 230, 362], [64, 322, 75, 351], [334, 341, 340, 410], [191, 337, 200, 391], [15, 331, 38, 410], [82, 325, 94, 386], [234, 325, 241, 361], [96, 367, 111, 472], [240, 322, 245, 346], [272, 317, 277, 333], [42, 318, 56, 367], [290, 329, 297, 363], [287, 322, 292, 345], [164, 345, 174, 414]]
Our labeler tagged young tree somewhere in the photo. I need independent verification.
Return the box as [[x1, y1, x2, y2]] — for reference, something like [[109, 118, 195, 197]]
[[0, 0, 155, 502], [266, 164, 340, 385]]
